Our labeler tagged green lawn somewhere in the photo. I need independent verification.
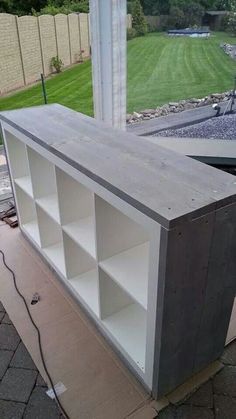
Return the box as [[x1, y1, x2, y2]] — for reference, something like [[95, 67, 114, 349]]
[[0, 32, 235, 116]]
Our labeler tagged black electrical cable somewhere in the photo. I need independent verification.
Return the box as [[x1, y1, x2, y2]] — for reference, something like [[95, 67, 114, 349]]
[[0, 250, 70, 419]]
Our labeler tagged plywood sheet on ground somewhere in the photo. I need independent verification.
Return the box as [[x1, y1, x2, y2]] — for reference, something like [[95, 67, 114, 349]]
[[0, 225, 150, 419]]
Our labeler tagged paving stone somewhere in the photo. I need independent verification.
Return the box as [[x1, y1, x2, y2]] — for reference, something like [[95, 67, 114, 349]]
[[0, 301, 5, 312], [0, 324, 20, 351], [0, 350, 13, 379], [0, 400, 26, 419], [0, 312, 5, 322], [175, 405, 214, 419], [213, 366, 236, 397], [10, 342, 37, 370], [221, 341, 236, 366], [184, 381, 213, 408], [36, 373, 47, 387], [0, 368, 37, 403], [1, 313, 12, 325], [214, 394, 236, 419], [23, 387, 61, 419], [158, 406, 176, 419]]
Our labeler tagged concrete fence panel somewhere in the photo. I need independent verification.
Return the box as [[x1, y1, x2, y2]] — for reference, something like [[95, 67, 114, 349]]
[[38, 14, 57, 76], [79, 13, 90, 58], [127, 14, 132, 29], [17, 16, 43, 85], [54, 14, 71, 67], [68, 13, 81, 64], [0, 13, 24, 94]]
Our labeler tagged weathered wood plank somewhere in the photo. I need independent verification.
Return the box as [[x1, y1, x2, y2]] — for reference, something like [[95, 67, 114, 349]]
[[0, 104, 235, 228]]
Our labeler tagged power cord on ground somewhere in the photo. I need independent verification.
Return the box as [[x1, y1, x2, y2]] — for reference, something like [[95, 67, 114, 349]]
[[0, 250, 70, 419]]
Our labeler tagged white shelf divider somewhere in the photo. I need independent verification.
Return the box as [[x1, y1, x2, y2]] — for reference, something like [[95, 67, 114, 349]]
[[63, 232, 98, 315], [14, 176, 33, 198], [36, 194, 60, 223], [99, 268, 146, 371], [14, 184, 40, 246], [100, 242, 149, 310], [103, 303, 146, 372], [68, 269, 99, 316], [95, 195, 149, 261], [28, 148, 60, 222], [37, 205, 65, 275], [63, 216, 96, 258], [22, 220, 40, 246], [56, 168, 96, 258], [43, 242, 66, 276]]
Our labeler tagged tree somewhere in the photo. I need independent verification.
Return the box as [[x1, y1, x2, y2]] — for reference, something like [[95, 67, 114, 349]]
[[132, 0, 147, 36], [183, 2, 205, 26], [228, 2, 236, 34], [168, 6, 185, 28]]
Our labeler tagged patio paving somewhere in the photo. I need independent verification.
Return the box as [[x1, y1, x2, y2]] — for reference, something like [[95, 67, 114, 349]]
[[0, 301, 62, 419], [1, 293, 236, 418]]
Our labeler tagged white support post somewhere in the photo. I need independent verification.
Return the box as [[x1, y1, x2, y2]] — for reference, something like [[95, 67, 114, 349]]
[[89, 0, 127, 130]]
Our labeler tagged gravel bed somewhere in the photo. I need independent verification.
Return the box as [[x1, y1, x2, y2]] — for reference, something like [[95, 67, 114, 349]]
[[155, 114, 236, 140]]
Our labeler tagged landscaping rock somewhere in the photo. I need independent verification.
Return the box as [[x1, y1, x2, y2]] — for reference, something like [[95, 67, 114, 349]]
[[156, 114, 236, 141], [220, 43, 236, 60], [126, 91, 232, 125]]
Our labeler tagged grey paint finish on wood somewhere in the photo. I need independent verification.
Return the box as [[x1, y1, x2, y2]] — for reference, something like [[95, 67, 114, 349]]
[[153, 203, 236, 398], [0, 104, 235, 229], [1, 104, 236, 399]]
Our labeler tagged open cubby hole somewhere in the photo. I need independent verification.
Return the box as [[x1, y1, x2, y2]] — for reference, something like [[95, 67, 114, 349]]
[[56, 168, 96, 258], [15, 184, 40, 245], [95, 196, 150, 309], [27, 148, 60, 223], [99, 268, 147, 372], [37, 205, 65, 275], [4, 130, 33, 197], [63, 232, 99, 316]]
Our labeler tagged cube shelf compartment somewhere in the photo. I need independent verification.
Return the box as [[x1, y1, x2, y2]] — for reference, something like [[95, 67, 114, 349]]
[[14, 176, 33, 198], [100, 242, 149, 310], [99, 268, 147, 371], [4, 130, 33, 198], [28, 148, 60, 223], [68, 269, 99, 316], [14, 184, 40, 246], [57, 168, 96, 258], [2, 105, 236, 399], [37, 206, 66, 276]]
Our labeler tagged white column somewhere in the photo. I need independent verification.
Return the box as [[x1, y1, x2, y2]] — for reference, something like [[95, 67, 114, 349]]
[[89, 0, 127, 130]]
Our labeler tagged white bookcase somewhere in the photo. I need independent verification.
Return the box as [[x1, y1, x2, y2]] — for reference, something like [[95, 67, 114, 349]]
[[3, 127, 156, 390], [1, 105, 235, 398]]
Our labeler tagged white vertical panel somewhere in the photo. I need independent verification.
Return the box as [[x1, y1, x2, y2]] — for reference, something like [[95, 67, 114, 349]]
[[89, 0, 127, 130]]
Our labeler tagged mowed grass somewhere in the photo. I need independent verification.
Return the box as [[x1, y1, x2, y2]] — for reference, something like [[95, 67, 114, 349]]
[[0, 32, 235, 116]]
